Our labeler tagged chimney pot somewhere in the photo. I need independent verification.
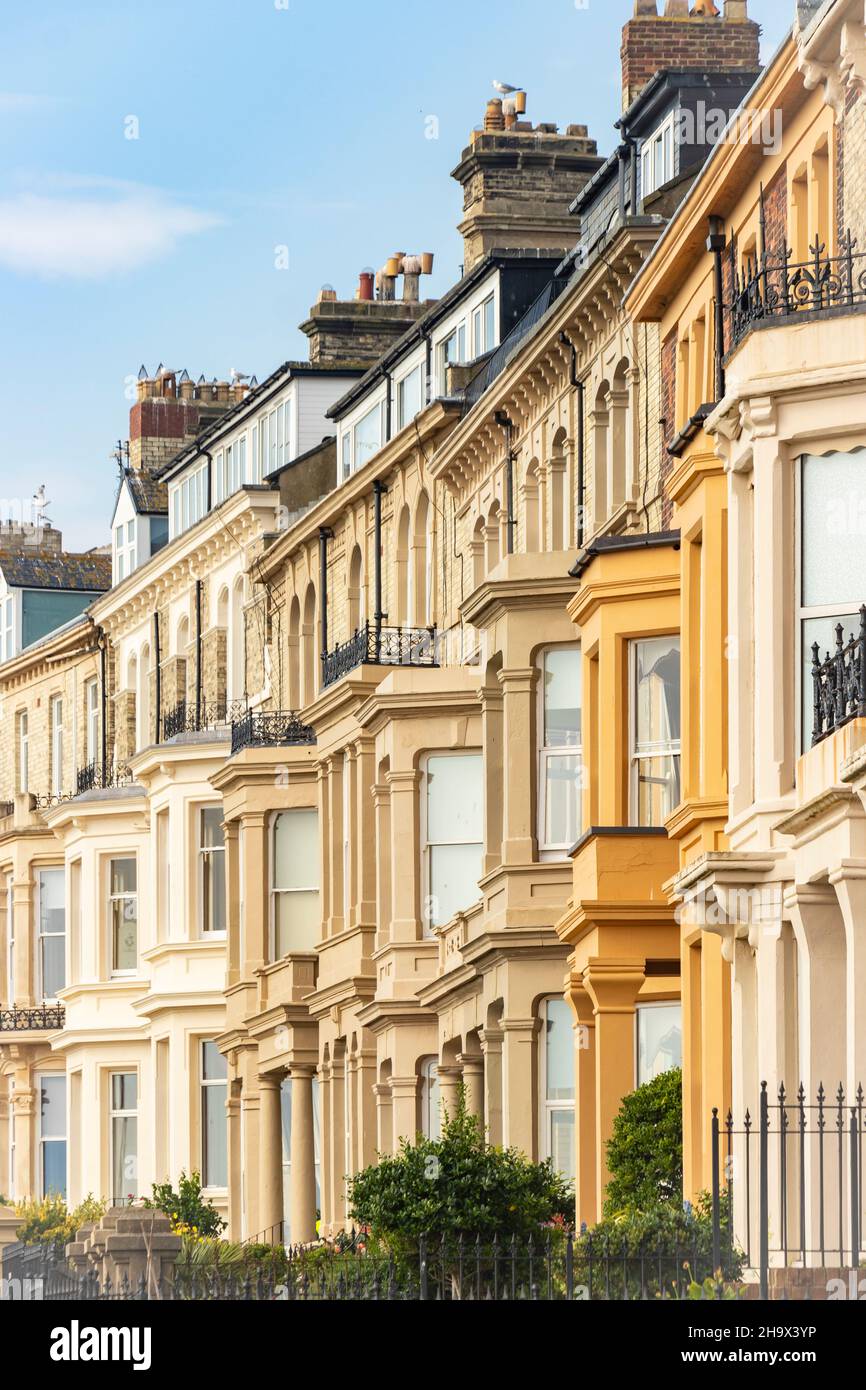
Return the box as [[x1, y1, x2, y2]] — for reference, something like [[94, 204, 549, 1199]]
[[633, 0, 658, 11], [663, 0, 690, 14]]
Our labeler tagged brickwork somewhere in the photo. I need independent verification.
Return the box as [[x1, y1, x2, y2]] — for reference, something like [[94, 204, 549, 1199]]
[[841, 85, 866, 250], [112, 689, 136, 765], [0, 639, 100, 801], [201, 627, 227, 710], [299, 300, 434, 369], [621, 9, 761, 111], [763, 163, 789, 260]]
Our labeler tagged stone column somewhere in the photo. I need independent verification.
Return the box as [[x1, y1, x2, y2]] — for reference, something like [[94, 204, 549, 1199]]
[[224, 819, 241, 987], [257, 1073, 285, 1239], [566, 973, 597, 1227], [458, 1055, 484, 1122], [389, 1075, 419, 1147], [497, 668, 538, 866], [830, 870, 866, 1100], [582, 960, 645, 1217], [479, 1028, 504, 1146], [437, 1065, 462, 1125], [241, 812, 268, 974], [373, 1080, 393, 1155], [501, 1018, 539, 1156], [372, 780, 391, 950], [480, 679, 504, 877], [288, 1068, 317, 1245], [387, 769, 422, 940], [12, 1077, 35, 1200], [354, 737, 378, 928]]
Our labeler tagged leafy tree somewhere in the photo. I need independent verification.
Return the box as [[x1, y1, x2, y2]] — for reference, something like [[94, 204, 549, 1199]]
[[604, 1067, 683, 1215], [143, 1170, 225, 1238], [348, 1094, 572, 1248]]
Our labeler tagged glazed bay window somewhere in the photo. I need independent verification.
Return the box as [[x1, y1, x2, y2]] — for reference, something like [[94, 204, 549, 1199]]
[[109, 858, 137, 973], [38, 1074, 66, 1199], [50, 695, 64, 797], [800, 451, 866, 747], [423, 753, 483, 931], [538, 646, 582, 857], [630, 637, 681, 826], [636, 1002, 682, 1086], [109, 1072, 138, 1203], [271, 809, 320, 957], [540, 998, 575, 1182], [201, 1041, 228, 1189], [199, 808, 226, 934], [37, 868, 65, 1000]]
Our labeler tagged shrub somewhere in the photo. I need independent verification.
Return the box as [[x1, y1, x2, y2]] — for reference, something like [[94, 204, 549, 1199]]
[[604, 1067, 683, 1215], [15, 1194, 106, 1251], [347, 1094, 573, 1250], [143, 1171, 225, 1238]]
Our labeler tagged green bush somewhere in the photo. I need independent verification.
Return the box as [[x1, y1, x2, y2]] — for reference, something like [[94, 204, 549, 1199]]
[[15, 1194, 106, 1252], [347, 1094, 573, 1249], [142, 1171, 225, 1238], [604, 1067, 683, 1215]]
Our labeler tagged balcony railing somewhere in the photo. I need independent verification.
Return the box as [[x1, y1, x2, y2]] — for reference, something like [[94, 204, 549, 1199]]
[[811, 607, 866, 745], [76, 760, 134, 795], [730, 231, 866, 352], [231, 709, 316, 756], [0, 1005, 65, 1032], [321, 622, 440, 689], [162, 700, 248, 741]]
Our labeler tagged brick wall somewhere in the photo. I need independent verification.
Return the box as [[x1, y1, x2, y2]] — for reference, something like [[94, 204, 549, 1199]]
[[763, 164, 788, 260], [621, 14, 761, 111], [840, 84, 866, 251]]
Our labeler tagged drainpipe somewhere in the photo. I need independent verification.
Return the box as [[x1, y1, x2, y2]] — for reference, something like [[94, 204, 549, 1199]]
[[153, 609, 161, 744], [98, 629, 108, 785], [707, 216, 727, 402], [494, 411, 516, 555], [373, 481, 387, 662], [560, 332, 586, 548], [202, 448, 213, 512], [195, 578, 203, 731], [319, 527, 333, 663]]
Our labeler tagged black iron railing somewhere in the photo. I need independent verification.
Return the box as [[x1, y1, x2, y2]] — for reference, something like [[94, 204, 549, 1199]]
[[321, 622, 439, 689], [714, 1081, 865, 1300], [231, 710, 316, 756], [811, 607, 866, 745], [162, 700, 247, 741], [75, 760, 134, 795], [0, 1005, 65, 1032], [729, 231, 866, 352]]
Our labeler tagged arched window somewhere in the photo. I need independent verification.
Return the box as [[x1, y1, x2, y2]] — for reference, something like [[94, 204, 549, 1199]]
[[395, 505, 411, 625], [413, 491, 432, 625], [418, 1057, 441, 1140], [176, 614, 190, 657], [287, 594, 301, 710], [348, 544, 364, 634], [537, 644, 582, 857], [302, 583, 317, 706], [610, 359, 631, 514], [139, 643, 152, 749], [549, 428, 569, 550], [216, 585, 229, 631], [471, 515, 486, 590], [126, 651, 138, 752], [592, 381, 610, 532], [486, 499, 502, 572], [230, 576, 245, 704], [523, 459, 541, 553]]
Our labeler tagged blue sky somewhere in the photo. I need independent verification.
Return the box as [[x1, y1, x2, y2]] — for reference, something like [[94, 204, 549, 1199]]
[[0, 0, 791, 552]]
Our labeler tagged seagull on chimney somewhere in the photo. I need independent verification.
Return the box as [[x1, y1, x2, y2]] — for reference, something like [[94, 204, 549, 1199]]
[[230, 368, 251, 384], [493, 81, 521, 97]]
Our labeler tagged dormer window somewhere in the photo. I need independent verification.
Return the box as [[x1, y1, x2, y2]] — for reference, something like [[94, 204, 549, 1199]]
[[641, 114, 675, 200]]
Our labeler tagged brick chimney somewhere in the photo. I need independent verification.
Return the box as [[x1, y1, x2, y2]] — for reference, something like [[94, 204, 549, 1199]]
[[299, 280, 437, 368], [621, 0, 761, 111], [452, 100, 601, 272], [0, 520, 63, 556], [129, 367, 239, 472]]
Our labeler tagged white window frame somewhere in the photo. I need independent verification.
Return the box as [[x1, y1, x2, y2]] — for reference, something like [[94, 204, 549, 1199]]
[[109, 1071, 138, 1204], [539, 996, 575, 1181], [50, 695, 64, 797], [629, 637, 681, 827], [397, 364, 423, 431], [85, 678, 99, 765], [108, 856, 138, 977], [537, 645, 582, 860], [1, 595, 13, 662], [641, 112, 675, 199], [36, 867, 65, 1002], [199, 806, 226, 936], [419, 1057, 440, 1140], [269, 808, 320, 959], [420, 750, 484, 936], [200, 1040, 228, 1191]]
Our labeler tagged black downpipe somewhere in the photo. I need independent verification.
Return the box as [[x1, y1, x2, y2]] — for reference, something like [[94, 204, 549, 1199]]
[[707, 216, 727, 403], [203, 448, 213, 512], [319, 527, 333, 662], [153, 610, 161, 744], [99, 632, 108, 785], [384, 370, 393, 443], [495, 411, 516, 555], [195, 579, 202, 731], [373, 481, 387, 661]]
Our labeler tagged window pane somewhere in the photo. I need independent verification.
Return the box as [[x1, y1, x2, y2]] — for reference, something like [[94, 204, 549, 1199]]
[[354, 406, 381, 469], [42, 936, 65, 999], [398, 367, 422, 429], [203, 1086, 227, 1188], [426, 754, 483, 843], [202, 1040, 227, 1081], [201, 807, 224, 850], [636, 754, 681, 827], [274, 889, 320, 956], [112, 1116, 138, 1201], [635, 638, 680, 750], [543, 648, 581, 745], [548, 1110, 575, 1184], [543, 752, 582, 847], [802, 452, 866, 608], [273, 810, 319, 891], [112, 896, 137, 971], [637, 1004, 682, 1086], [112, 1073, 137, 1111], [202, 853, 226, 933], [40, 1076, 66, 1138], [42, 1141, 67, 1200], [110, 858, 137, 895], [429, 843, 483, 927], [545, 999, 575, 1101], [484, 296, 495, 352]]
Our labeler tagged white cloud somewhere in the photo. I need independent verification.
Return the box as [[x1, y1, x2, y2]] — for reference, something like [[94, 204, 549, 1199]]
[[0, 186, 223, 278]]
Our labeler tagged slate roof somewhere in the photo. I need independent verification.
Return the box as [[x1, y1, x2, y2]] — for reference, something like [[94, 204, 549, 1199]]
[[0, 550, 112, 593], [125, 470, 168, 516]]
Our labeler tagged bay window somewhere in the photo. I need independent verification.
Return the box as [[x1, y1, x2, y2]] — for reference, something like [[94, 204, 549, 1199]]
[[271, 809, 320, 957], [38, 1074, 66, 1199], [109, 1072, 138, 1203], [199, 807, 226, 934], [630, 637, 681, 826], [37, 867, 65, 1000], [423, 753, 483, 931], [636, 1002, 682, 1086], [201, 1041, 228, 1189], [109, 857, 137, 973], [799, 451, 866, 747], [538, 646, 582, 856], [540, 998, 575, 1182]]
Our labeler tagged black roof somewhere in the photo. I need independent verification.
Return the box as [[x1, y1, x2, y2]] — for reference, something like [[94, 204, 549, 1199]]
[[0, 550, 112, 592]]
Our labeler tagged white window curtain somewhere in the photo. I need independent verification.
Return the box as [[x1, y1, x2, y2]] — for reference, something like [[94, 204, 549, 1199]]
[[37, 868, 65, 1000], [630, 637, 681, 826], [539, 646, 582, 856], [109, 1072, 138, 1203], [424, 753, 483, 931], [636, 1003, 683, 1086], [271, 810, 320, 957], [201, 1042, 228, 1189]]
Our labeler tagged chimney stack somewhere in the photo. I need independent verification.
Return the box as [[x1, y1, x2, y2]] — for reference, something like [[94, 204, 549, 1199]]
[[129, 366, 236, 473], [621, 0, 760, 111]]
